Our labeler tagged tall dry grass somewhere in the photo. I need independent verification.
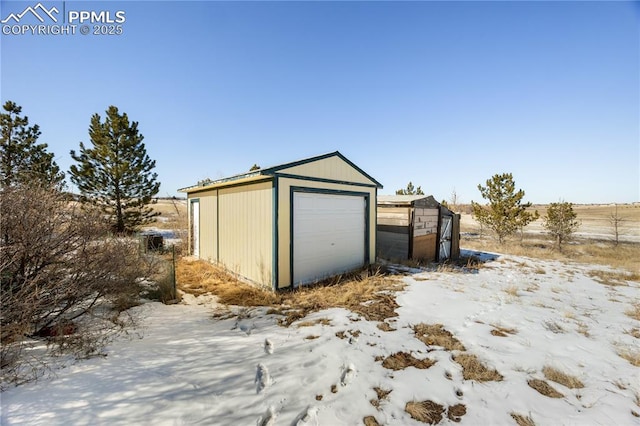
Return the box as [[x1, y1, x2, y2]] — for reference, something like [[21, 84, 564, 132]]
[[176, 258, 405, 325], [462, 237, 640, 276]]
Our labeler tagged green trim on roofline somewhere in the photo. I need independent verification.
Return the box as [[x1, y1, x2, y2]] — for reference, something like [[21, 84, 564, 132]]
[[260, 151, 383, 188]]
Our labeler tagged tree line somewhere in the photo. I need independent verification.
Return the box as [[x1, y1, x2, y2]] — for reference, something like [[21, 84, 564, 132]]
[[1, 101, 159, 233]]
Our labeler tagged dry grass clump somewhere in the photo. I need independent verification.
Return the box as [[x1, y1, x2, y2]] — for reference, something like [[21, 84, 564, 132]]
[[447, 404, 467, 422], [297, 318, 331, 327], [511, 412, 536, 426], [381, 352, 436, 371], [616, 347, 640, 367], [527, 379, 564, 398], [377, 322, 396, 332], [405, 400, 445, 424], [542, 366, 584, 389], [413, 324, 466, 351], [503, 285, 520, 297], [625, 303, 640, 321], [452, 353, 503, 382], [625, 328, 640, 339], [370, 387, 392, 409], [363, 416, 380, 426], [588, 270, 639, 287], [177, 259, 405, 326], [490, 325, 518, 337]]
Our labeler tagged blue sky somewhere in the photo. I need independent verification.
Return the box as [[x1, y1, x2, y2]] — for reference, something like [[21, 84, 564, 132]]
[[1, 1, 638, 203]]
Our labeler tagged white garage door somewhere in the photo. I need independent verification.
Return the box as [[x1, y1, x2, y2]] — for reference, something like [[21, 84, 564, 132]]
[[293, 192, 366, 286]]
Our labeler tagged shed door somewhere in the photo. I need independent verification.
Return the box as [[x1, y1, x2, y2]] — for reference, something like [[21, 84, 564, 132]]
[[293, 192, 366, 286], [439, 215, 452, 260]]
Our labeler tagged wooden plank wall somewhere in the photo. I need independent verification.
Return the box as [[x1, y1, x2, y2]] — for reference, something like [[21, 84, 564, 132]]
[[377, 207, 410, 226], [413, 208, 439, 237], [413, 234, 437, 261], [377, 231, 409, 260]]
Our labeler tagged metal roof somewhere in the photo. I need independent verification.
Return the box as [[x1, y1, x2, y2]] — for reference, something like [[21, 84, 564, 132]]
[[179, 151, 382, 193]]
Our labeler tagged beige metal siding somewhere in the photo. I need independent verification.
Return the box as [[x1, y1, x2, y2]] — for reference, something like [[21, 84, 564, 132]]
[[199, 191, 218, 262], [277, 156, 376, 186], [277, 177, 376, 289], [188, 189, 219, 262], [218, 181, 273, 287]]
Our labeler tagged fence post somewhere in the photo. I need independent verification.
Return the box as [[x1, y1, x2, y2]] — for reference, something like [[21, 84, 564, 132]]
[[172, 245, 177, 300]]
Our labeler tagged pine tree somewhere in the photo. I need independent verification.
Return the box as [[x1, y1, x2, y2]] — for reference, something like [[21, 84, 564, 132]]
[[543, 201, 580, 251], [0, 101, 64, 187], [69, 106, 160, 234], [471, 173, 538, 244], [396, 181, 425, 195]]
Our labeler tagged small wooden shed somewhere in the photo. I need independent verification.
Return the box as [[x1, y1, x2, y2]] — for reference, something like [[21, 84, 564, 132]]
[[377, 195, 460, 262], [179, 152, 382, 290]]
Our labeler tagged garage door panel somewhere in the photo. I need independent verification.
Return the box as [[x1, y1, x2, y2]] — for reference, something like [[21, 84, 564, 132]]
[[293, 192, 365, 285]]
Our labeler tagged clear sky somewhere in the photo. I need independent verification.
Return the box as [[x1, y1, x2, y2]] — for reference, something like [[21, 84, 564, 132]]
[[2, 1, 638, 204]]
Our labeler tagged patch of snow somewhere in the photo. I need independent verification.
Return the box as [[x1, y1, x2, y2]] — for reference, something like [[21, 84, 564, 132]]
[[2, 251, 639, 425]]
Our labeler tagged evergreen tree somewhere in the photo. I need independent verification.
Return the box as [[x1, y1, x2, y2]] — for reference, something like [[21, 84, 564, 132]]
[[396, 181, 425, 195], [0, 101, 64, 187], [543, 201, 580, 250], [69, 106, 160, 234], [471, 173, 538, 244]]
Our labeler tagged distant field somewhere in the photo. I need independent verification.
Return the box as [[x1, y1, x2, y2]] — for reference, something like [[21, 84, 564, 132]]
[[150, 199, 187, 229], [460, 203, 640, 243]]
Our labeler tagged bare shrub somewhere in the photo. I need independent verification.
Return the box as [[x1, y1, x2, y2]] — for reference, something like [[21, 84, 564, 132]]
[[542, 366, 584, 389], [453, 353, 503, 382], [1, 184, 151, 386], [527, 379, 564, 398], [405, 400, 445, 424]]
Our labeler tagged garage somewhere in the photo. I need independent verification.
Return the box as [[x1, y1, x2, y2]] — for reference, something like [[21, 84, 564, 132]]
[[180, 151, 381, 290], [292, 191, 366, 285]]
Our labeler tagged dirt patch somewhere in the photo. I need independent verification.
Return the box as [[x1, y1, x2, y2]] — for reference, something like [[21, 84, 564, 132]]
[[413, 324, 466, 351], [528, 379, 564, 398], [542, 366, 584, 389], [405, 400, 445, 424], [381, 352, 436, 371], [447, 404, 467, 422], [452, 353, 503, 382]]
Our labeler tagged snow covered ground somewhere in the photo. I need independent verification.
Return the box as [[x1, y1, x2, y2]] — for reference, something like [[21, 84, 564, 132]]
[[2, 250, 639, 425]]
